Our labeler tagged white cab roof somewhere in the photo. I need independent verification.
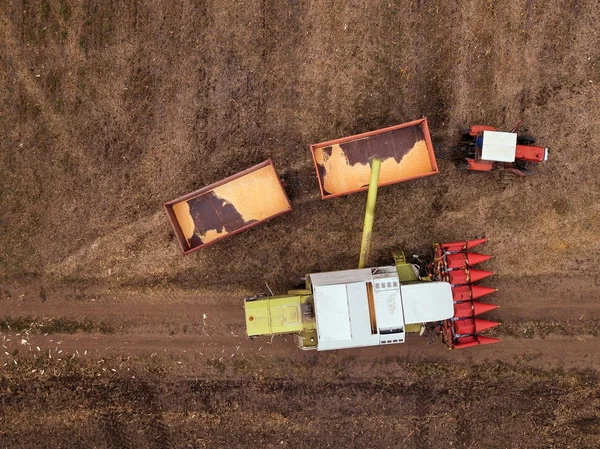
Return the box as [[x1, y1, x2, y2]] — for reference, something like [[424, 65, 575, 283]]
[[313, 282, 380, 351], [311, 268, 399, 351], [401, 282, 454, 324], [481, 131, 517, 162]]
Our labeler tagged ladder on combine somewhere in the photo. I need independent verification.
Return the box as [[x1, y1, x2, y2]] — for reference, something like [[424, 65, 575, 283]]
[[393, 251, 420, 283], [393, 251, 423, 334]]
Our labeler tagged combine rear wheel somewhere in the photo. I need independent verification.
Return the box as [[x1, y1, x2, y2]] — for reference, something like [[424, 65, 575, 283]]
[[244, 294, 267, 302]]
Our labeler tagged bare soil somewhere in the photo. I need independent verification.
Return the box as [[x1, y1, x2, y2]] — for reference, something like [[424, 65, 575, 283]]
[[1, 1, 600, 447]]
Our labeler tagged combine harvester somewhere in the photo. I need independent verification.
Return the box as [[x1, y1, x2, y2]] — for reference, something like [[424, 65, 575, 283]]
[[245, 130, 500, 351], [460, 122, 549, 175], [244, 237, 500, 351]]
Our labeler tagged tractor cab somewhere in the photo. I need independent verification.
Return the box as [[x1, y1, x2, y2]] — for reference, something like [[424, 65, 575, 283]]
[[478, 131, 518, 163]]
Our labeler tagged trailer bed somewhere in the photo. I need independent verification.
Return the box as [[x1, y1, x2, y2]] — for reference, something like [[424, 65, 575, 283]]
[[164, 160, 291, 254], [310, 118, 438, 198]]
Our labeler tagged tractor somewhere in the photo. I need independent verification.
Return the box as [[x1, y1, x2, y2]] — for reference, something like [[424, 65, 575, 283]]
[[459, 122, 549, 176]]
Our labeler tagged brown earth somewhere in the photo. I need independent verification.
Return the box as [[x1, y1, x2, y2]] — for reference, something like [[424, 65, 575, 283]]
[[1, 0, 600, 448]]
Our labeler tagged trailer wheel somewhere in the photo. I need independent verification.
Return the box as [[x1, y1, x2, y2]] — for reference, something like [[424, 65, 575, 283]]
[[517, 135, 536, 145]]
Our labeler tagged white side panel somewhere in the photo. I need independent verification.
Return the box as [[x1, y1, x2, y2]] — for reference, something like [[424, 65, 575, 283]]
[[481, 131, 517, 162], [313, 284, 351, 341], [316, 334, 380, 351], [346, 282, 372, 340], [401, 282, 454, 324], [373, 288, 404, 330], [310, 268, 373, 287]]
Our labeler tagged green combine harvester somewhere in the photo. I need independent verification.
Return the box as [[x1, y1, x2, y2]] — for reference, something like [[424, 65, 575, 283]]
[[245, 159, 464, 350]]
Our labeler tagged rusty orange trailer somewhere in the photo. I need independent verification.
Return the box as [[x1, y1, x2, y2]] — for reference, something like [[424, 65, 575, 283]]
[[164, 160, 292, 255], [310, 118, 439, 199]]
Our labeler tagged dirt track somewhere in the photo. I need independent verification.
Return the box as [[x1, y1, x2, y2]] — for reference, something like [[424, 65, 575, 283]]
[[2, 0, 600, 447]]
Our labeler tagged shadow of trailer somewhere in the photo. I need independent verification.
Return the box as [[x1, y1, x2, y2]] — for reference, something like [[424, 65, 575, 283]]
[[164, 160, 292, 255]]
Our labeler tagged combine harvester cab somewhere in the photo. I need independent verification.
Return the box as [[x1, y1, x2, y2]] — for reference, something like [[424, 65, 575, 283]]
[[461, 124, 549, 176], [164, 160, 291, 254], [433, 238, 501, 349]]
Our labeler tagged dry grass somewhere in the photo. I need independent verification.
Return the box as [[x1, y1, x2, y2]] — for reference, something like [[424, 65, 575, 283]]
[[1, 1, 600, 447], [1, 1, 599, 291]]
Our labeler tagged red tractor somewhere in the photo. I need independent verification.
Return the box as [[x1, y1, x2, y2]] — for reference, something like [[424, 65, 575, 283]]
[[460, 122, 549, 176]]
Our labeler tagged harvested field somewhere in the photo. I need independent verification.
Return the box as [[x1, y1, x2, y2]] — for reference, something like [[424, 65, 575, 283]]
[[1, 0, 600, 447]]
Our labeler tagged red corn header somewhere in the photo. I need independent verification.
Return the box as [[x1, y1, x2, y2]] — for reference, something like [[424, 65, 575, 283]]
[[433, 238, 501, 349]]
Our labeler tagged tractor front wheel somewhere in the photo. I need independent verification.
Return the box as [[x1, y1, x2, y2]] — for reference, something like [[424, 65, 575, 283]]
[[461, 128, 475, 143]]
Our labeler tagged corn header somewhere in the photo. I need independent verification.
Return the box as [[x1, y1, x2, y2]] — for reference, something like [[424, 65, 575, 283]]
[[431, 238, 500, 349]]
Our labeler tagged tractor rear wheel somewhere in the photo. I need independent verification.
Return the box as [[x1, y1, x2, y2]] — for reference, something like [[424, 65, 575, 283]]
[[456, 160, 469, 171], [517, 135, 536, 145]]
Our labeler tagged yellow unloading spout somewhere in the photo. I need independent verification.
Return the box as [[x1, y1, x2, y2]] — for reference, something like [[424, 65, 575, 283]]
[[358, 158, 381, 269]]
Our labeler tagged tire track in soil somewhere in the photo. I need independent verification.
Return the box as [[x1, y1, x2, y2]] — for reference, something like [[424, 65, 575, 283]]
[[412, 386, 436, 449], [99, 408, 134, 449], [137, 381, 171, 449], [1, 369, 598, 448], [3, 275, 599, 333], [2, 329, 600, 373], [92, 379, 171, 448]]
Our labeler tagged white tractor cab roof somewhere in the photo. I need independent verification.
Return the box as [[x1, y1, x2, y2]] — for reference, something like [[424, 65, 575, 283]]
[[309, 267, 453, 351], [481, 130, 517, 162]]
